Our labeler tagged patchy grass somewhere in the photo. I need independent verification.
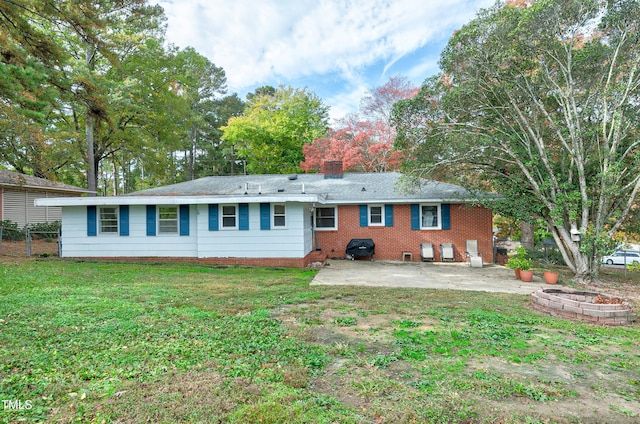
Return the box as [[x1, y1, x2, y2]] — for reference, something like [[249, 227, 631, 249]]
[[1, 259, 639, 423]]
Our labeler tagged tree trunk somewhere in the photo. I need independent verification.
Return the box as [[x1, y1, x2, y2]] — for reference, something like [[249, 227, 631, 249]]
[[550, 226, 598, 285], [85, 43, 97, 196], [113, 160, 119, 195], [189, 126, 197, 180], [230, 145, 236, 176], [521, 221, 535, 250], [86, 114, 96, 195]]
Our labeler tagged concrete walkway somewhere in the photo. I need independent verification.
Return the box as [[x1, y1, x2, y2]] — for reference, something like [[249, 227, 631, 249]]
[[311, 259, 554, 295]]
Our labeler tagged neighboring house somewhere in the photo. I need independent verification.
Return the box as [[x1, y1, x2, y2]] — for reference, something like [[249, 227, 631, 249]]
[[0, 170, 92, 227], [35, 161, 496, 267]]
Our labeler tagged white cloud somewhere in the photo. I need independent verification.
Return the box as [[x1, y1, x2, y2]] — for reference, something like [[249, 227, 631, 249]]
[[326, 84, 368, 124], [157, 0, 494, 117]]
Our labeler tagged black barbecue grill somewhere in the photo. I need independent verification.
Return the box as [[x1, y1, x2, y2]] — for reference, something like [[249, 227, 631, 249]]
[[345, 238, 375, 261]]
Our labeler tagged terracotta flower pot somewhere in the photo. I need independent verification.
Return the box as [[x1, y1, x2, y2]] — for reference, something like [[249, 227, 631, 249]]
[[520, 270, 533, 282], [543, 271, 559, 284], [514, 269, 521, 279]]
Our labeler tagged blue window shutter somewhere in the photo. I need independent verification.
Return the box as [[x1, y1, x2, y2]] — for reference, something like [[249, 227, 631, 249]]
[[359, 205, 368, 227], [87, 206, 97, 236], [146, 205, 156, 236], [208, 204, 219, 231], [260, 203, 270, 230], [239, 203, 249, 230], [411, 204, 420, 230], [385, 204, 394, 227], [442, 204, 451, 230], [179, 205, 189, 236], [119, 205, 129, 236]]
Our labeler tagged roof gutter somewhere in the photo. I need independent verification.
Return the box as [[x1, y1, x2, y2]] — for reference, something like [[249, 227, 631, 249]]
[[323, 197, 498, 205], [34, 194, 325, 207], [1, 182, 95, 194]]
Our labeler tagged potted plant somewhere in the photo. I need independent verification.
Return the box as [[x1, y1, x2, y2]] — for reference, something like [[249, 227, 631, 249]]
[[518, 259, 533, 282], [505, 247, 531, 280], [543, 270, 559, 284], [506, 256, 527, 278]]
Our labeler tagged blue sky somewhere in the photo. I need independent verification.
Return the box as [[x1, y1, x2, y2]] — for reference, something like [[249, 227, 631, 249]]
[[157, 0, 495, 122]]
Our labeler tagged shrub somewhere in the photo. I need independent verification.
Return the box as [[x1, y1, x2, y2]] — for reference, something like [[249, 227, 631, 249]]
[[0, 220, 61, 241], [28, 221, 61, 240], [506, 256, 532, 271], [0, 220, 25, 241], [528, 246, 566, 266], [626, 262, 640, 272], [505, 246, 532, 271]]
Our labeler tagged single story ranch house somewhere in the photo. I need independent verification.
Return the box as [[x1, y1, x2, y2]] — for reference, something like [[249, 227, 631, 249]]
[[35, 161, 496, 267]]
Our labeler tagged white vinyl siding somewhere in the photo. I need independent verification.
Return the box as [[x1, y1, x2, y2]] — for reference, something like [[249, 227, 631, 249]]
[[58, 203, 311, 260], [60, 206, 197, 258], [197, 203, 309, 259]]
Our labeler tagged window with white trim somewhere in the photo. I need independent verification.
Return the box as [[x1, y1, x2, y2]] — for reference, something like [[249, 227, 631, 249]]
[[158, 206, 178, 234], [315, 207, 337, 229], [99, 206, 118, 234], [221, 205, 237, 229], [368, 205, 384, 226], [421, 204, 441, 229], [273, 204, 286, 227]]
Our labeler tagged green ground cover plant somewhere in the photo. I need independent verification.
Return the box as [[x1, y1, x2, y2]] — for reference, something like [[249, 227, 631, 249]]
[[0, 259, 639, 423]]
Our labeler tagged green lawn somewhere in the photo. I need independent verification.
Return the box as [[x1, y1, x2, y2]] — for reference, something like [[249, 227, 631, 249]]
[[1, 259, 639, 423]]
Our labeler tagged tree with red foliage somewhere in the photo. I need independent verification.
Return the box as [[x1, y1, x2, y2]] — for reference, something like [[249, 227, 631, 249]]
[[301, 76, 417, 173], [301, 118, 403, 172]]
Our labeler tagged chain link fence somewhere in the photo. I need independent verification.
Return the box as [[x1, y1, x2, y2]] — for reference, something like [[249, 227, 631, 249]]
[[0, 226, 61, 257]]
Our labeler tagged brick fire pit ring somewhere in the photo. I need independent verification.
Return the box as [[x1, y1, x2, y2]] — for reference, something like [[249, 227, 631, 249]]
[[530, 288, 637, 326]]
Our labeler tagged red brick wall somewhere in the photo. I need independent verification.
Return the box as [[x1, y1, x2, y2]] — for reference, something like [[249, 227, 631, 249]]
[[316, 204, 494, 263]]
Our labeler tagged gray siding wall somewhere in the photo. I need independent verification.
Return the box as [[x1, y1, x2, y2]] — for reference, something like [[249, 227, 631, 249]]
[[2, 189, 71, 227]]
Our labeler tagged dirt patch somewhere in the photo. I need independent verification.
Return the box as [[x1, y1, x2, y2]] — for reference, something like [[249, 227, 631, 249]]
[[69, 367, 238, 423], [273, 292, 640, 423], [310, 358, 370, 412], [0, 239, 59, 257], [469, 357, 640, 424]]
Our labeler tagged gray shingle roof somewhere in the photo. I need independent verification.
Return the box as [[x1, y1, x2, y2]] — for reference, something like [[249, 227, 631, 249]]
[[0, 169, 92, 194], [129, 172, 482, 204]]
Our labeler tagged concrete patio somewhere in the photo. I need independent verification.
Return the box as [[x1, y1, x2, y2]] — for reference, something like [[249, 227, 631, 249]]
[[311, 259, 554, 295]]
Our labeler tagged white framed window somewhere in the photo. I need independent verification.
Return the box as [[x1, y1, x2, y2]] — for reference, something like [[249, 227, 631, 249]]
[[99, 206, 118, 234], [158, 206, 178, 234], [315, 207, 337, 230], [421, 204, 441, 229], [221, 204, 238, 229], [368, 205, 384, 226], [273, 204, 286, 228]]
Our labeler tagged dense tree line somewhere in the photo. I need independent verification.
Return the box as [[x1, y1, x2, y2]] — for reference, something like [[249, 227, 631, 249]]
[[393, 0, 640, 282], [1, 1, 414, 192], [0, 0, 246, 194]]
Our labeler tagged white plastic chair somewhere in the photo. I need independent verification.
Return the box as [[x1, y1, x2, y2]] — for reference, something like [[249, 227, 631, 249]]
[[440, 243, 455, 262], [465, 240, 483, 267], [420, 243, 434, 261]]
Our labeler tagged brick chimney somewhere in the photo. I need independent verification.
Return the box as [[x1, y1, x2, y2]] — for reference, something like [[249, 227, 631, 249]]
[[322, 160, 343, 179]]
